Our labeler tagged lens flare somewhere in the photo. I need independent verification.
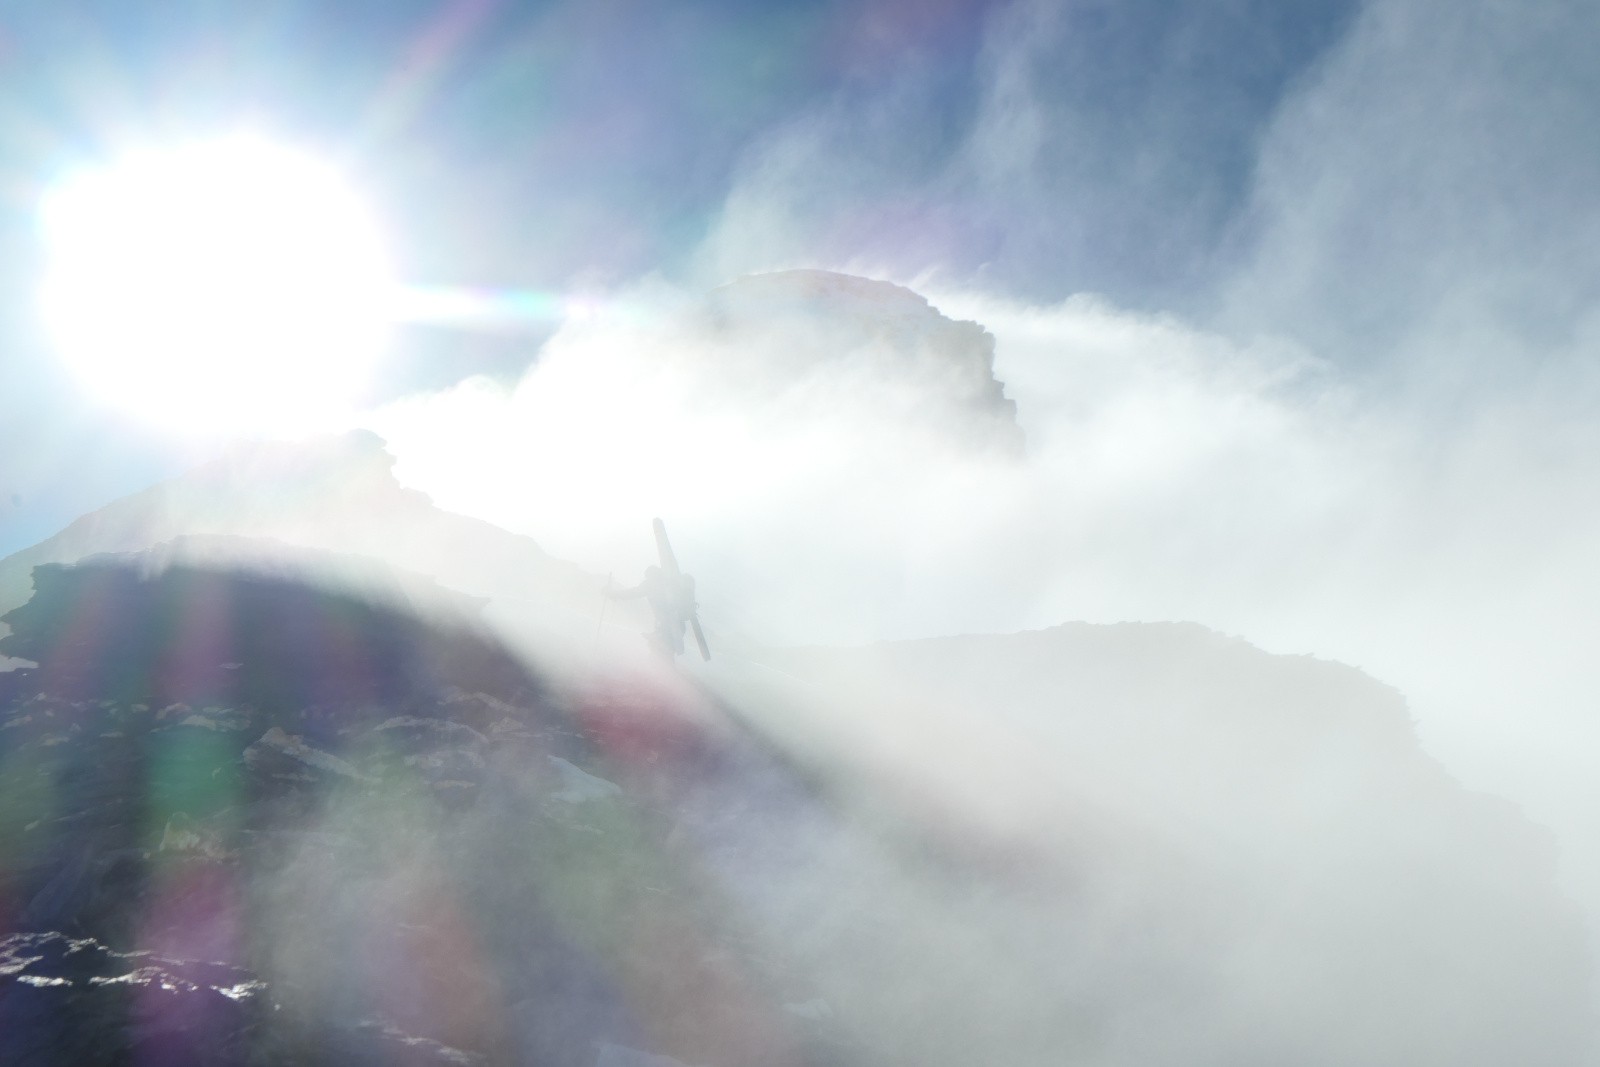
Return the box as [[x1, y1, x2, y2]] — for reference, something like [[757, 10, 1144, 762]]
[[37, 134, 396, 436]]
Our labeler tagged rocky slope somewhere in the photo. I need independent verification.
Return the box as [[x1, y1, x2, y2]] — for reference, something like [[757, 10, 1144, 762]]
[[0, 431, 605, 662], [0, 551, 839, 1067], [719, 624, 1596, 1067], [696, 270, 1023, 454], [0, 546, 1592, 1066]]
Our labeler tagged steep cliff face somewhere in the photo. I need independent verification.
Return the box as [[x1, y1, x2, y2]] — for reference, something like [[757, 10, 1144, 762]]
[[697, 270, 1023, 454]]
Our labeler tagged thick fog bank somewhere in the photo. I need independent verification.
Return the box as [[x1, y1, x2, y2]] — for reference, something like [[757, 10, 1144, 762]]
[[0, 556, 1591, 1066]]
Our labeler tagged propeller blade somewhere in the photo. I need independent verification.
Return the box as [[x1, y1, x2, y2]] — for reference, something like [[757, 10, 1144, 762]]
[[652, 517, 680, 576]]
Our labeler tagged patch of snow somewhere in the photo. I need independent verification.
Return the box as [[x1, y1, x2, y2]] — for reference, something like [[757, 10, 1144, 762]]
[[160, 826, 204, 853], [548, 756, 622, 804], [1, 955, 46, 977], [375, 716, 488, 746], [594, 1042, 702, 1067], [376, 715, 436, 730], [356, 1022, 480, 1065], [445, 689, 525, 718], [784, 998, 834, 1020], [249, 727, 369, 781], [214, 980, 269, 1001], [90, 968, 172, 988]]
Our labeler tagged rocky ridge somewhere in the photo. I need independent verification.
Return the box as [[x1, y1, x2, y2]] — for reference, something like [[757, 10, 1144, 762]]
[[0, 552, 840, 1067], [0, 431, 600, 652], [0, 441, 1593, 1065], [696, 270, 1023, 453]]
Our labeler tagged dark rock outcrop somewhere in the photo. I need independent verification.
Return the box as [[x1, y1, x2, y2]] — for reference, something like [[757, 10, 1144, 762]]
[[0, 931, 482, 1066], [0, 553, 833, 1067], [697, 270, 1023, 454]]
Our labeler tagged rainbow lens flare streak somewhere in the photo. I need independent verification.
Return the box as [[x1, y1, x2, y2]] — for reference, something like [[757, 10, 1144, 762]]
[[390, 284, 606, 332]]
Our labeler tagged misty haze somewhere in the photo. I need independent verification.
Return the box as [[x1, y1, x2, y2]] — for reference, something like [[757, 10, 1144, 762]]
[[3, 2, 1600, 1066]]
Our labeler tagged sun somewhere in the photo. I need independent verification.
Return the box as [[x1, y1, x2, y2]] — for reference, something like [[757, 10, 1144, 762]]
[[37, 134, 396, 435]]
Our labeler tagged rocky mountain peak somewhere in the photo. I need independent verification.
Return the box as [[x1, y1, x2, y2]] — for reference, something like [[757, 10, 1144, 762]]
[[695, 269, 1022, 453]]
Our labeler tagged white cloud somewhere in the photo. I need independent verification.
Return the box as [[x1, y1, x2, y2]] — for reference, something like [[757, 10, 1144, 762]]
[[367, 259, 1600, 935], [1225, 0, 1600, 373], [367, 278, 1362, 640], [372, 0, 1600, 1000]]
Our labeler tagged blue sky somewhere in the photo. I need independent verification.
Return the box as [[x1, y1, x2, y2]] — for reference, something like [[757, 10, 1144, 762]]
[[14, 0, 1600, 969], [0, 0, 1366, 555], [16, 0, 1600, 1015]]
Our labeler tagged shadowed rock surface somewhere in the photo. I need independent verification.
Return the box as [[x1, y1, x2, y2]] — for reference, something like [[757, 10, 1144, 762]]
[[0, 548, 1593, 1066], [0, 931, 482, 1067], [0, 554, 840, 1067]]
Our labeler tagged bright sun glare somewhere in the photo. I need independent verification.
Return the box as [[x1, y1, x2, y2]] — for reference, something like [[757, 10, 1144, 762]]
[[38, 134, 395, 435]]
